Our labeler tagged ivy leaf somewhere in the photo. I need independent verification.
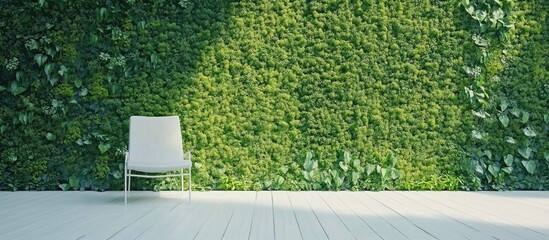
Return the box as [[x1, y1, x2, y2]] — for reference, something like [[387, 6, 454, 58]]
[[521, 111, 530, 123], [464, 86, 475, 100], [34, 54, 47, 66], [339, 161, 349, 172], [44, 63, 54, 80], [45, 47, 56, 58], [498, 115, 509, 127], [523, 126, 537, 137], [74, 78, 83, 88], [487, 165, 500, 177], [305, 150, 313, 162], [502, 166, 513, 174], [473, 10, 487, 22], [518, 147, 532, 159], [510, 108, 521, 118], [15, 72, 24, 82], [472, 35, 488, 47], [366, 164, 375, 176], [99, 7, 107, 20], [194, 162, 202, 169], [486, 173, 493, 183], [275, 176, 285, 187], [484, 150, 492, 160], [58, 65, 68, 76], [343, 151, 351, 164], [490, 8, 505, 26], [49, 77, 58, 86], [303, 155, 317, 172], [330, 169, 339, 180], [500, 17, 514, 28], [472, 110, 490, 119], [465, 5, 475, 15], [380, 168, 388, 179], [472, 130, 483, 139], [303, 171, 313, 181], [351, 172, 360, 184], [280, 166, 289, 174], [80, 88, 88, 96], [9, 82, 26, 96], [521, 160, 537, 175], [390, 169, 400, 180], [26, 39, 38, 50], [474, 161, 484, 174], [98, 143, 111, 154], [499, 99, 509, 112], [334, 176, 344, 189], [69, 176, 80, 188], [58, 183, 69, 191], [544, 114, 549, 124], [506, 136, 516, 144], [503, 154, 513, 167], [353, 159, 361, 169], [46, 132, 56, 141], [386, 151, 398, 167], [0, 85, 6, 92]]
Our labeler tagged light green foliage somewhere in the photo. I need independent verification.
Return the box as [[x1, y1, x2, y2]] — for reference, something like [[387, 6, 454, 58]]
[[0, 0, 547, 191]]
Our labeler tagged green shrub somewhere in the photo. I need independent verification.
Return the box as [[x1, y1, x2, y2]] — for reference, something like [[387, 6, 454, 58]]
[[0, 0, 547, 191]]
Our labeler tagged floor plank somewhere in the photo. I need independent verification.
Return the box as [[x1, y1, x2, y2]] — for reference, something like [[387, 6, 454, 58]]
[[221, 191, 256, 240], [132, 193, 202, 239], [80, 192, 166, 240], [340, 192, 419, 240], [318, 192, 382, 240], [387, 191, 496, 240], [425, 192, 548, 240], [193, 191, 244, 240], [165, 191, 229, 239], [406, 191, 527, 240], [2, 192, 116, 240], [288, 191, 328, 240], [272, 191, 302, 240], [471, 192, 549, 230], [249, 191, 275, 240], [303, 192, 355, 240], [0, 191, 548, 240]]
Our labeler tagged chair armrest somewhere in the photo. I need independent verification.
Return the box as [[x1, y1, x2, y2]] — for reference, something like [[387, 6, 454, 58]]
[[125, 151, 129, 163]]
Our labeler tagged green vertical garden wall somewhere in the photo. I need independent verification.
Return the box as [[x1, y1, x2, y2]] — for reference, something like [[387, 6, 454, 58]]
[[1, 0, 547, 191]]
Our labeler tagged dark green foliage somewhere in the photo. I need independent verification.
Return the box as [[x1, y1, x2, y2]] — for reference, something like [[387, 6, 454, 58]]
[[461, 0, 549, 190], [0, 0, 547, 191]]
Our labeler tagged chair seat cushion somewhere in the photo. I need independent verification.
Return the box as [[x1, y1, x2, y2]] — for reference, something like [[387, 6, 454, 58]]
[[128, 160, 192, 173]]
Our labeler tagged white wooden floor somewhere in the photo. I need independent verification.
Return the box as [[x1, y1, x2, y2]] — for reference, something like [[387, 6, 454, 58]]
[[0, 191, 548, 240]]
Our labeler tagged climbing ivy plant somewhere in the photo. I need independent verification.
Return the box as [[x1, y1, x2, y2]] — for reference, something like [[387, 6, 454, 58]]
[[461, 0, 549, 190]]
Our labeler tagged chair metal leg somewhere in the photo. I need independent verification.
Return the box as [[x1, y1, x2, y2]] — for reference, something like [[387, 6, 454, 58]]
[[124, 168, 127, 205], [128, 170, 131, 201], [188, 167, 192, 204], [181, 169, 184, 195]]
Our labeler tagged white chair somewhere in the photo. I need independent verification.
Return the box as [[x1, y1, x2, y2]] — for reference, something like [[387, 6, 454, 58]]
[[125, 116, 192, 204]]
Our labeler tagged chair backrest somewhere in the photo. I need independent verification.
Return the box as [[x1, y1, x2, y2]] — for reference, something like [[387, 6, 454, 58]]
[[128, 116, 184, 167]]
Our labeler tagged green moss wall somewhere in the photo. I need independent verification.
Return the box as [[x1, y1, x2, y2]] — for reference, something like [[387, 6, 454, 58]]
[[1, 0, 547, 191]]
